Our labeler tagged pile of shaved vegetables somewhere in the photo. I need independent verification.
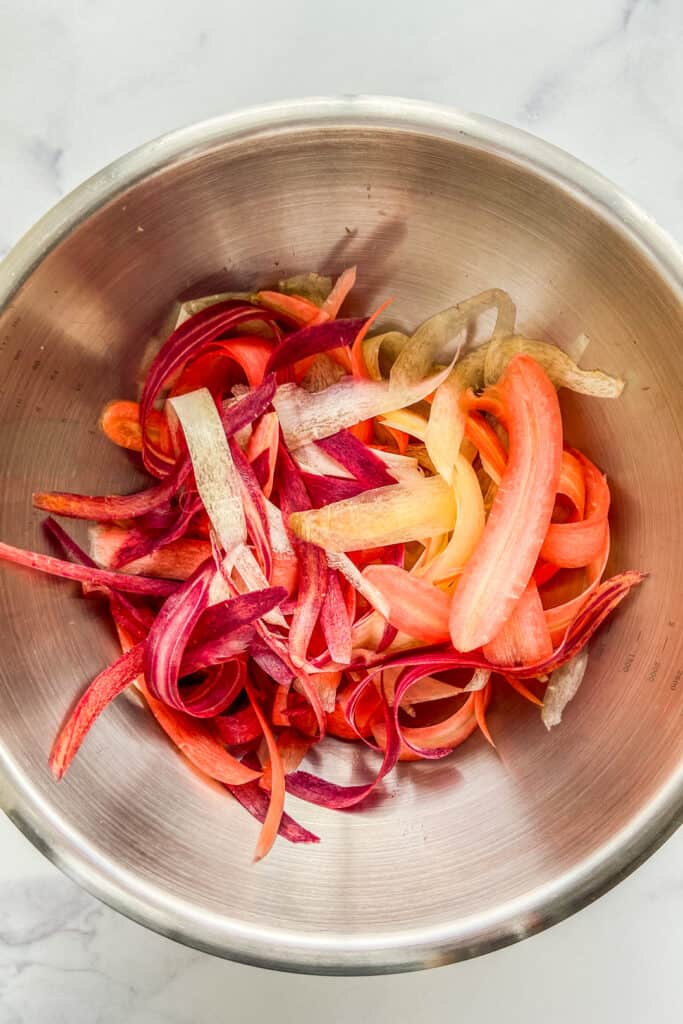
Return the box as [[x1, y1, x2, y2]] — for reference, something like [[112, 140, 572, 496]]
[[0, 268, 645, 860]]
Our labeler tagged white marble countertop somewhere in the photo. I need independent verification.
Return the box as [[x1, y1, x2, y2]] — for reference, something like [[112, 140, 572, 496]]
[[1, 0, 681, 1020]]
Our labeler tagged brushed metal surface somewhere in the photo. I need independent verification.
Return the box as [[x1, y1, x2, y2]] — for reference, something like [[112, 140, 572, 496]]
[[0, 97, 681, 974]]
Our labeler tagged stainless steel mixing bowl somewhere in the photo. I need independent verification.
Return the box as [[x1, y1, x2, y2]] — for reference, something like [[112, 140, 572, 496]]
[[0, 97, 680, 975]]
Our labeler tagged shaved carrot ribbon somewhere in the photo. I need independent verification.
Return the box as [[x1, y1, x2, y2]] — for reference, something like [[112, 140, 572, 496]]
[[464, 412, 507, 482], [373, 686, 490, 762], [49, 645, 146, 779], [348, 419, 374, 444], [290, 475, 456, 552], [33, 455, 191, 523], [245, 679, 285, 861], [290, 267, 359, 374], [140, 303, 278, 477], [170, 337, 273, 395], [326, 682, 381, 740], [363, 565, 451, 643], [541, 451, 609, 567], [91, 527, 211, 580], [350, 298, 394, 380], [418, 454, 485, 585], [484, 581, 553, 666], [319, 266, 357, 321], [256, 291, 323, 325], [141, 681, 260, 786], [543, 523, 610, 645], [504, 674, 544, 707], [558, 449, 586, 518], [474, 680, 495, 748], [0, 540, 178, 597], [246, 412, 279, 498], [347, 300, 395, 443], [450, 355, 563, 651]]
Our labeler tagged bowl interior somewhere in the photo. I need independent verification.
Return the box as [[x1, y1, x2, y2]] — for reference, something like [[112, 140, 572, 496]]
[[0, 108, 681, 973]]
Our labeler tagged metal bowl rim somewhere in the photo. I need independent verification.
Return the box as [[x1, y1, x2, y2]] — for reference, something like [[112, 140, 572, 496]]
[[0, 95, 681, 974]]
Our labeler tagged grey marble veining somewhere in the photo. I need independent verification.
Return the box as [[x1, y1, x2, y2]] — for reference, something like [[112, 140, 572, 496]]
[[1, 0, 681, 1021]]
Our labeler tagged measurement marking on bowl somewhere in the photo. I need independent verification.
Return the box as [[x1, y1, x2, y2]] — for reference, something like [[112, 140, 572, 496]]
[[622, 651, 636, 672], [400, 821, 426, 840], [647, 662, 661, 684]]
